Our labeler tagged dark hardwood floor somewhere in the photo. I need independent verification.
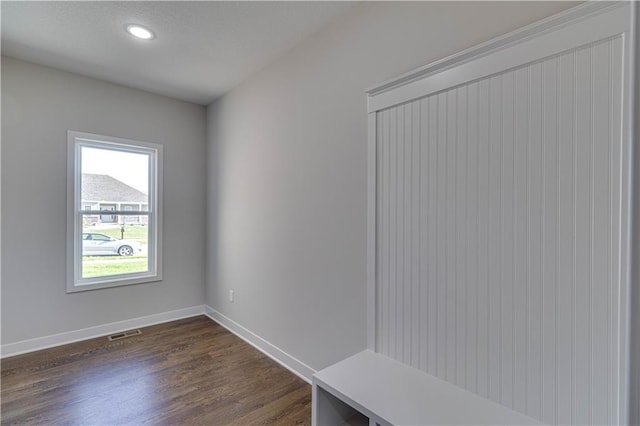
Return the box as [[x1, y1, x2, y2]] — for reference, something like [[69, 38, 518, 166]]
[[1, 316, 311, 425]]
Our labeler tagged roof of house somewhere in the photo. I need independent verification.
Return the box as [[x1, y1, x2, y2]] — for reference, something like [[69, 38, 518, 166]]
[[82, 174, 147, 203]]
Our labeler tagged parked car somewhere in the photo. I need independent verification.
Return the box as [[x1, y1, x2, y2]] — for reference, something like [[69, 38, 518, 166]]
[[82, 232, 142, 256]]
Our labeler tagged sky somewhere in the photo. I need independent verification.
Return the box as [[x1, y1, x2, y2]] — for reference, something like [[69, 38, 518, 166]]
[[82, 147, 149, 193]]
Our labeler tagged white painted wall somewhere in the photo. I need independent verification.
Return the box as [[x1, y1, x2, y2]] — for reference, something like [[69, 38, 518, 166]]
[[1, 57, 207, 344], [206, 1, 577, 372]]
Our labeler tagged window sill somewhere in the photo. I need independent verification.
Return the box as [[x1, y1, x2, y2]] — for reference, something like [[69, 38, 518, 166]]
[[66, 273, 162, 293]]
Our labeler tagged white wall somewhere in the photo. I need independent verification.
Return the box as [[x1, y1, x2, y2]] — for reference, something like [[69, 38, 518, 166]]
[[1, 57, 207, 344], [206, 1, 577, 373]]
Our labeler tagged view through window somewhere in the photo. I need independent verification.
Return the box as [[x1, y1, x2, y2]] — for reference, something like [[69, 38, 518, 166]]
[[67, 131, 162, 292], [81, 147, 150, 278]]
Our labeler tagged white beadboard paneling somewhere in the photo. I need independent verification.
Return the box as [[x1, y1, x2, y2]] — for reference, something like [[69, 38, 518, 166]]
[[541, 55, 560, 425], [373, 35, 629, 424], [426, 95, 439, 378], [526, 62, 543, 419], [488, 74, 502, 404], [513, 66, 529, 415], [557, 49, 576, 426], [419, 96, 430, 374], [476, 77, 491, 400], [446, 88, 457, 385], [368, 112, 377, 351], [589, 39, 613, 425], [500, 70, 515, 409], [465, 82, 479, 394], [573, 45, 592, 426], [436, 91, 448, 380], [455, 85, 468, 389], [388, 106, 397, 360], [403, 102, 413, 367], [411, 100, 421, 370]]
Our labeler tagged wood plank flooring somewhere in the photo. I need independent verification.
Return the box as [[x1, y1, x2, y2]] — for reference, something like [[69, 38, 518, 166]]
[[1, 316, 311, 425]]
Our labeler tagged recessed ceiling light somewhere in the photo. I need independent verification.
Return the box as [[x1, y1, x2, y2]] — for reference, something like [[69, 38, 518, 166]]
[[125, 24, 155, 40]]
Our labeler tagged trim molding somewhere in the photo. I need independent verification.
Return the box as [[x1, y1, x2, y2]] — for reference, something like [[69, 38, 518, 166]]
[[1, 305, 205, 358], [204, 305, 315, 383], [366, 1, 621, 97], [628, 2, 640, 424], [366, 1, 629, 113], [1, 304, 316, 384]]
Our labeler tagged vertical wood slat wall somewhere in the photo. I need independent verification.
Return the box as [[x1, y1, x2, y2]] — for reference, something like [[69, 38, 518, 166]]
[[374, 37, 624, 425]]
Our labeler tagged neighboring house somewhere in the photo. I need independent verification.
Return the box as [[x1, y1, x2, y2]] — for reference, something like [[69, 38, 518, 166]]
[[82, 174, 148, 225]]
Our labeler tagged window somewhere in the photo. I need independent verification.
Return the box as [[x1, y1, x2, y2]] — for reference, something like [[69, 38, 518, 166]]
[[67, 131, 163, 292]]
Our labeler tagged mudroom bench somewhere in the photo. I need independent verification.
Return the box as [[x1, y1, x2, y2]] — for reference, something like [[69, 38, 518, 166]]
[[312, 350, 541, 426]]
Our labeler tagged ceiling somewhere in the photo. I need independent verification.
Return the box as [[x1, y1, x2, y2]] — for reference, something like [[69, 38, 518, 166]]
[[1, 1, 356, 105]]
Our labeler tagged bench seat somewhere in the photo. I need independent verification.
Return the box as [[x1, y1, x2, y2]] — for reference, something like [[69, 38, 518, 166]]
[[312, 350, 542, 426]]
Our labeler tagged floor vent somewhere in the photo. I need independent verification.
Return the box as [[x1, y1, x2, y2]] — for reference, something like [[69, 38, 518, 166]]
[[108, 329, 142, 341]]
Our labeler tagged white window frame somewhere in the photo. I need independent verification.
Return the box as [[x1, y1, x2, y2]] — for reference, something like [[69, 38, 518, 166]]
[[66, 130, 163, 293]]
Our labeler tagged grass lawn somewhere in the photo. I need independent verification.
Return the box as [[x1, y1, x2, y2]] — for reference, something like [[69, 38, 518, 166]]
[[83, 254, 147, 261], [84, 225, 148, 244], [80, 224, 149, 278], [82, 258, 149, 278]]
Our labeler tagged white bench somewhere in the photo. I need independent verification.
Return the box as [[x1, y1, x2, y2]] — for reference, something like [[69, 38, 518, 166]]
[[312, 350, 542, 426]]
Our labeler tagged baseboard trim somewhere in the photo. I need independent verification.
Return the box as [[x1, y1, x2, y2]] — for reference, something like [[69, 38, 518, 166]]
[[1, 305, 206, 358], [2, 304, 317, 384], [204, 305, 315, 383]]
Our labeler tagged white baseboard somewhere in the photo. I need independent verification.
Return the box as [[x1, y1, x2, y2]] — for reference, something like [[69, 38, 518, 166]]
[[1, 305, 206, 358], [2, 304, 317, 385], [204, 305, 315, 383]]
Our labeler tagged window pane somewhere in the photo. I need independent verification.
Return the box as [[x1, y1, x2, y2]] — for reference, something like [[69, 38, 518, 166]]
[[81, 221, 149, 279], [79, 146, 151, 280], [81, 147, 149, 213]]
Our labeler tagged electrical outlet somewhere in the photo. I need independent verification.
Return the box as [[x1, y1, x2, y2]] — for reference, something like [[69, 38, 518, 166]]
[[229, 289, 234, 303]]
